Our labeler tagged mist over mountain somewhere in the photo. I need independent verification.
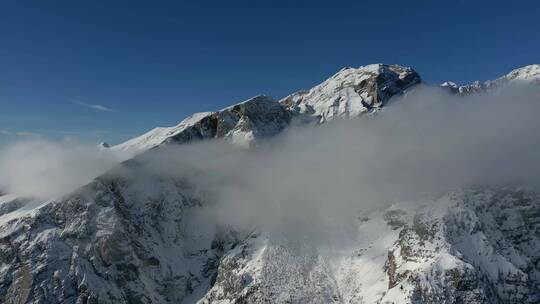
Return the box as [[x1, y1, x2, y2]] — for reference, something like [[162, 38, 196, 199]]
[[1, 64, 540, 303]]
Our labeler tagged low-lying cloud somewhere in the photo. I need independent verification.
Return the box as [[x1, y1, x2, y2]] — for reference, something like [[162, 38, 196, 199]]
[[2, 83, 540, 238], [117, 83, 540, 236], [0, 140, 124, 199]]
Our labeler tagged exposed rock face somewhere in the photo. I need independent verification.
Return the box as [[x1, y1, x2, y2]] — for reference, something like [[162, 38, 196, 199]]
[[112, 64, 421, 155], [112, 95, 291, 154], [199, 236, 342, 304], [0, 164, 238, 304], [504, 64, 540, 81], [2, 178, 540, 304], [280, 64, 421, 123], [163, 95, 291, 148], [193, 189, 540, 304], [2, 64, 540, 303], [441, 64, 540, 95]]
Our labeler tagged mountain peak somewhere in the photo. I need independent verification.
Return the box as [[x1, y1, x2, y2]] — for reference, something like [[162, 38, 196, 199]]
[[4, 63, 540, 304], [503, 64, 540, 81], [280, 64, 421, 123], [112, 95, 290, 154], [111, 111, 213, 154], [112, 64, 422, 155], [440, 64, 540, 94]]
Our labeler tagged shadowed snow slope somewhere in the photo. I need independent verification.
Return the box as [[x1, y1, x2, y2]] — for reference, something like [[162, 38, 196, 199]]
[[1, 64, 540, 304], [111, 64, 421, 156], [280, 64, 421, 123], [112, 95, 291, 155]]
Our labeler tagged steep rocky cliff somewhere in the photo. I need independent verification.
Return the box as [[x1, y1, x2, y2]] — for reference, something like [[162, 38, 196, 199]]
[[1, 63, 539, 303]]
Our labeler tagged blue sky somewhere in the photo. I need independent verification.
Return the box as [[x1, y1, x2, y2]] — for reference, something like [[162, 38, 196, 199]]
[[1, 0, 539, 146]]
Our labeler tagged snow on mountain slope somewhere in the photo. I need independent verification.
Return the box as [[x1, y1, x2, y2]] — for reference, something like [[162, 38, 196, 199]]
[[2, 64, 540, 304], [279, 64, 421, 123], [441, 64, 540, 94], [112, 64, 420, 155], [504, 64, 540, 82], [0, 162, 230, 304], [4, 164, 538, 304], [198, 188, 540, 304], [112, 112, 212, 155], [112, 95, 290, 155], [159, 95, 290, 148], [111, 63, 539, 156]]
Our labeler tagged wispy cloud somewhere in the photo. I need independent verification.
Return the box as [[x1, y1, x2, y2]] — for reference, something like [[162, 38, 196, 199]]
[[73, 100, 114, 112], [15, 131, 41, 137], [0, 130, 41, 138]]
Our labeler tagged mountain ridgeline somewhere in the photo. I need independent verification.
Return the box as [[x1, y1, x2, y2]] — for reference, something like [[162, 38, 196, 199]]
[[1, 63, 540, 304]]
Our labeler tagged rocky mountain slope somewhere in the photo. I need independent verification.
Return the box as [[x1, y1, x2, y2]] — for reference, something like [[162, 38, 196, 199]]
[[279, 64, 420, 123], [199, 188, 540, 304], [441, 64, 540, 94], [111, 64, 420, 155], [112, 95, 290, 154], [1, 64, 540, 304]]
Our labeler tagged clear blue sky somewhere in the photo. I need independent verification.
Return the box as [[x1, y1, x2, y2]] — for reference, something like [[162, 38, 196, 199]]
[[1, 0, 539, 145]]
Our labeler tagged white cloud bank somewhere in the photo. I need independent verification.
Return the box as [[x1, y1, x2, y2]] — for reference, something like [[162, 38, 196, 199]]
[[1, 83, 540, 238], [111, 83, 540, 236], [0, 140, 124, 199]]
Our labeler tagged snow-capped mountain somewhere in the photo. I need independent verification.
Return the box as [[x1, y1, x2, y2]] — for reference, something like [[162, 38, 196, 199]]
[[280, 64, 420, 123], [199, 188, 540, 303], [112, 95, 290, 154], [1, 64, 540, 304], [441, 64, 540, 94], [111, 64, 420, 155], [111, 111, 214, 154]]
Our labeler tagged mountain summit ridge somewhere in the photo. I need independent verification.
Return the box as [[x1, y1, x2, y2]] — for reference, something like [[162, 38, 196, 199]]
[[112, 64, 421, 155], [112, 63, 539, 156], [441, 64, 540, 94], [1, 63, 540, 304]]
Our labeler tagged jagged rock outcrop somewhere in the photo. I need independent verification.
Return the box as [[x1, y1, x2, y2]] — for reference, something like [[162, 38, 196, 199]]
[[441, 64, 540, 95], [0, 163, 233, 303], [185, 189, 540, 304], [112, 64, 421, 155], [280, 64, 421, 123], [113, 95, 291, 154], [1, 64, 540, 304]]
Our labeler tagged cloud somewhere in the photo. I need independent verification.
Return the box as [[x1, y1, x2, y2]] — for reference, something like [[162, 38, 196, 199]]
[[0, 139, 126, 199], [2, 83, 540, 243], [73, 100, 114, 112], [0, 130, 10, 136], [109, 82, 540, 240]]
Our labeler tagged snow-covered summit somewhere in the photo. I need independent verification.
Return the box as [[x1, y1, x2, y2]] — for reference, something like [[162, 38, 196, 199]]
[[112, 95, 290, 154], [441, 64, 540, 94], [111, 63, 540, 156], [111, 111, 212, 155], [111, 64, 420, 155], [280, 64, 421, 123], [440, 81, 458, 89], [3, 63, 540, 303], [503, 64, 540, 81]]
